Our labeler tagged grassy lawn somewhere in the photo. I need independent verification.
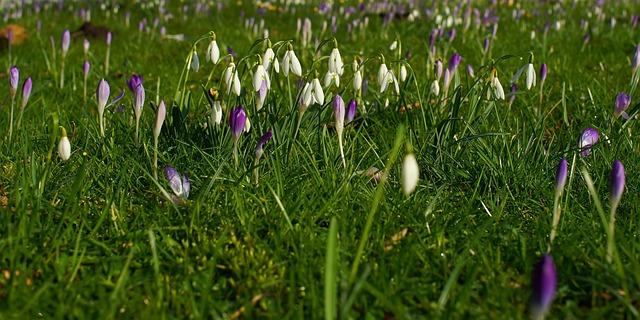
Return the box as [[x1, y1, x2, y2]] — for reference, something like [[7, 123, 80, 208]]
[[1, 0, 640, 318]]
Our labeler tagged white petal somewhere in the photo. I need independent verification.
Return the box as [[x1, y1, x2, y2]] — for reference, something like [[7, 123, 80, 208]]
[[58, 136, 71, 161], [402, 154, 419, 195]]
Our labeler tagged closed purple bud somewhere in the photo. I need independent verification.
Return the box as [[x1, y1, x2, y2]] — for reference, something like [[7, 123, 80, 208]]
[[405, 49, 411, 59], [483, 38, 490, 52], [21, 77, 32, 108], [578, 127, 599, 156], [106, 32, 112, 45], [448, 52, 461, 71], [126, 74, 143, 94], [229, 106, 247, 142], [556, 157, 568, 193], [610, 160, 625, 205], [256, 130, 273, 158], [530, 254, 557, 320], [61, 29, 70, 56], [614, 92, 631, 119], [9, 66, 19, 96], [540, 63, 548, 84], [84, 60, 90, 77], [134, 84, 145, 116], [449, 28, 456, 41], [583, 33, 590, 43], [466, 64, 475, 78], [346, 99, 357, 124], [509, 84, 517, 103]]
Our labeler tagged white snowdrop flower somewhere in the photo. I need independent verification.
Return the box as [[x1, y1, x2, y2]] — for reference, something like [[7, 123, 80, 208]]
[[283, 49, 302, 77], [311, 77, 324, 104], [381, 70, 399, 94], [329, 47, 344, 75], [191, 50, 200, 72], [211, 101, 222, 125], [58, 127, 71, 161], [492, 76, 505, 100], [431, 80, 440, 96], [206, 40, 220, 63], [402, 153, 419, 195], [526, 63, 536, 90], [353, 69, 362, 91], [324, 71, 340, 88], [263, 47, 275, 70], [377, 63, 388, 86], [244, 116, 251, 132], [400, 65, 408, 82], [253, 65, 266, 91], [273, 57, 280, 73], [389, 40, 398, 51], [301, 82, 313, 109]]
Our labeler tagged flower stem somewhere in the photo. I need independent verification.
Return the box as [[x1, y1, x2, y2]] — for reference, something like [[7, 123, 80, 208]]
[[233, 142, 238, 169], [8, 95, 15, 141]]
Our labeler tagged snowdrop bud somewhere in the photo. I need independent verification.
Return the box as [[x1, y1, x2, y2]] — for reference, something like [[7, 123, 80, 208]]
[[354, 69, 363, 91], [378, 63, 388, 86], [430, 80, 440, 96], [154, 100, 166, 140], [211, 101, 222, 125], [400, 65, 407, 82], [58, 127, 71, 161], [191, 49, 200, 72], [206, 40, 220, 63], [402, 153, 419, 195]]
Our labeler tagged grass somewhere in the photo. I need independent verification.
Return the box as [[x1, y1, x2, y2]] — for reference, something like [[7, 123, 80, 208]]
[[1, 0, 640, 318]]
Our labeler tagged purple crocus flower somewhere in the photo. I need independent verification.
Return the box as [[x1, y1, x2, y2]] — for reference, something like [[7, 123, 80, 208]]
[[255, 130, 273, 160], [9, 66, 19, 97], [229, 106, 247, 143], [556, 157, 568, 194], [448, 52, 461, 72], [530, 254, 556, 320], [614, 92, 630, 119], [164, 165, 190, 204], [126, 74, 143, 94], [540, 63, 548, 85], [483, 38, 490, 52], [61, 29, 70, 57], [610, 160, 625, 207], [578, 127, 599, 156], [509, 84, 517, 104], [346, 99, 357, 124], [21, 77, 32, 109], [83, 60, 90, 78]]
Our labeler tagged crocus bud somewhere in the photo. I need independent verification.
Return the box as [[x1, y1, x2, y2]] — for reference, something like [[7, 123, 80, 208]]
[[154, 100, 166, 140], [229, 106, 247, 143], [610, 160, 625, 207], [556, 157, 568, 195], [540, 63, 548, 85], [466, 64, 475, 78], [9, 66, 19, 97], [334, 94, 345, 136], [530, 254, 556, 320], [614, 92, 631, 119], [134, 84, 145, 119], [58, 126, 71, 161], [83, 38, 90, 54], [83, 60, 90, 78], [402, 153, 420, 195], [164, 165, 190, 203], [447, 52, 461, 72], [21, 77, 32, 109], [509, 84, 517, 104], [61, 29, 70, 57], [255, 130, 273, 160], [632, 44, 640, 70], [434, 59, 443, 80], [346, 99, 357, 124], [106, 32, 112, 45], [96, 79, 110, 113], [578, 127, 599, 156]]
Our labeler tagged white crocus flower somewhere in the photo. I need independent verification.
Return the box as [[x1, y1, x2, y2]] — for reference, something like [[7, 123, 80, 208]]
[[206, 40, 220, 63], [526, 63, 536, 90], [402, 153, 419, 195]]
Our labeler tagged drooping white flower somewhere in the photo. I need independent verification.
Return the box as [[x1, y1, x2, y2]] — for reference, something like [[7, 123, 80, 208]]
[[377, 63, 388, 86], [353, 69, 362, 91], [526, 63, 536, 90], [283, 49, 302, 77], [329, 47, 344, 75], [400, 65, 408, 82], [206, 40, 220, 63], [191, 50, 199, 72], [381, 70, 399, 94], [58, 127, 71, 161], [263, 47, 275, 70], [402, 153, 419, 195], [324, 71, 340, 88], [211, 101, 222, 124], [430, 80, 440, 96], [311, 77, 324, 104], [491, 76, 505, 100]]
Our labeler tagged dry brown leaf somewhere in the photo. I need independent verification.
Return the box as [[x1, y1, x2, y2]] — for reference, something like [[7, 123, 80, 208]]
[[384, 228, 409, 252]]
